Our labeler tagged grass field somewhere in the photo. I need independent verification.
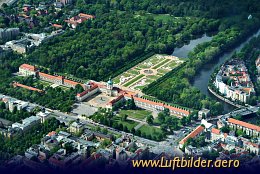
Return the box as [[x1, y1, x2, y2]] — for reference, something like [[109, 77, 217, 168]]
[[152, 59, 171, 69], [124, 74, 145, 87], [119, 109, 151, 120], [112, 115, 138, 130], [139, 125, 164, 137]]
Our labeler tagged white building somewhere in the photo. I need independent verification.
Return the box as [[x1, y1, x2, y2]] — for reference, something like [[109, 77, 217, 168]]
[[9, 99, 29, 112], [19, 64, 37, 76], [36, 111, 51, 123], [198, 109, 210, 120], [12, 116, 41, 131]]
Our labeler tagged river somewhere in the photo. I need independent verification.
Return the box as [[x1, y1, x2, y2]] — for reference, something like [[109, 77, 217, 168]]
[[172, 29, 260, 113]]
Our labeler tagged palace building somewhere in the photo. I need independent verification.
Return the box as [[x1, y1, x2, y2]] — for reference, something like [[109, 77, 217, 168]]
[[19, 63, 191, 118], [19, 64, 86, 89]]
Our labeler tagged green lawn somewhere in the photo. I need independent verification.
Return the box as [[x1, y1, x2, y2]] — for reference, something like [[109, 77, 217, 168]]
[[119, 109, 151, 120], [139, 125, 164, 137], [113, 115, 138, 130], [166, 61, 178, 69], [137, 64, 150, 69], [113, 77, 120, 84], [37, 80, 52, 87], [152, 59, 171, 69], [134, 85, 145, 91], [128, 69, 140, 75], [147, 56, 161, 65], [157, 69, 169, 74], [147, 75, 160, 80], [124, 74, 145, 87]]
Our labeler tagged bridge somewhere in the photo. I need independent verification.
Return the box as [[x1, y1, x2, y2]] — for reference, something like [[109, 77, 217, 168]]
[[207, 106, 259, 122]]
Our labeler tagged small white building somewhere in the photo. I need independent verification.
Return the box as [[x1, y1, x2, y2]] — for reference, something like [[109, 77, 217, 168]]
[[36, 111, 51, 123], [198, 108, 210, 120]]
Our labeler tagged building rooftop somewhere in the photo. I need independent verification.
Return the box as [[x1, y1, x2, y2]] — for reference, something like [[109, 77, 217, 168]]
[[20, 63, 37, 72], [228, 118, 260, 132], [179, 125, 205, 145]]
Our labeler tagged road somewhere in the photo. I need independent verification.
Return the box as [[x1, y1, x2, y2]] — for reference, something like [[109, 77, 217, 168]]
[[0, 93, 199, 153]]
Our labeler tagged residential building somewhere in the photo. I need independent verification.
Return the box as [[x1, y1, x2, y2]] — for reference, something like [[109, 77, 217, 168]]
[[12, 116, 41, 131], [56, 0, 73, 6], [0, 28, 20, 42], [214, 59, 255, 103], [69, 121, 84, 133], [65, 13, 95, 28], [179, 125, 205, 148], [227, 118, 260, 137]]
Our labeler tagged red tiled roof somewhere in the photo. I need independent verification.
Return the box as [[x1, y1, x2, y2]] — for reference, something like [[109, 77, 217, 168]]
[[224, 133, 228, 138], [77, 84, 98, 97], [20, 64, 37, 72], [52, 24, 62, 28], [228, 118, 260, 132], [108, 95, 124, 105], [47, 131, 57, 137], [211, 128, 221, 135], [132, 96, 190, 116], [39, 72, 63, 80], [64, 79, 80, 86], [78, 13, 95, 19], [179, 125, 204, 145], [13, 82, 43, 93]]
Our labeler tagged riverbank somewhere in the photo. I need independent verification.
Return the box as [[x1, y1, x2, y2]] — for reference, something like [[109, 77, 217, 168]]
[[207, 86, 244, 108]]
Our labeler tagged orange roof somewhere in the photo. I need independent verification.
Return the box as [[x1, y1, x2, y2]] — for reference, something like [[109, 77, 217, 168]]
[[228, 118, 260, 132], [13, 82, 43, 93], [52, 24, 62, 28], [78, 13, 95, 19], [108, 95, 124, 105], [77, 84, 98, 97], [179, 125, 204, 145], [20, 64, 37, 72], [39, 72, 63, 80], [211, 128, 221, 135], [47, 131, 57, 137], [132, 96, 190, 115], [224, 133, 228, 138], [64, 79, 80, 86]]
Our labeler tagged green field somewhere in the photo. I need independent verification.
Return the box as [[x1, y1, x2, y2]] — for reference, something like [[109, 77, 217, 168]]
[[119, 109, 151, 120], [152, 59, 171, 69], [124, 74, 145, 87], [139, 125, 164, 137], [128, 69, 140, 75], [112, 115, 138, 130], [167, 61, 177, 68]]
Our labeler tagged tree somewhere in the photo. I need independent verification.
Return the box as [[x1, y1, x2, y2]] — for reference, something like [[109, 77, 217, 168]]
[[101, 139, 112, 148], [163, 108, 170, 116], [181, 117, 187, 126], [135, 129, 141, 136], [146, 115, 154, 125], [220, 126, 230, 133], [121, 114, 128, 121], [0, 102, 5, 109], [160, 124, 168, 132], [158, 112, 165, 123], [202, 113, 206, 119]]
